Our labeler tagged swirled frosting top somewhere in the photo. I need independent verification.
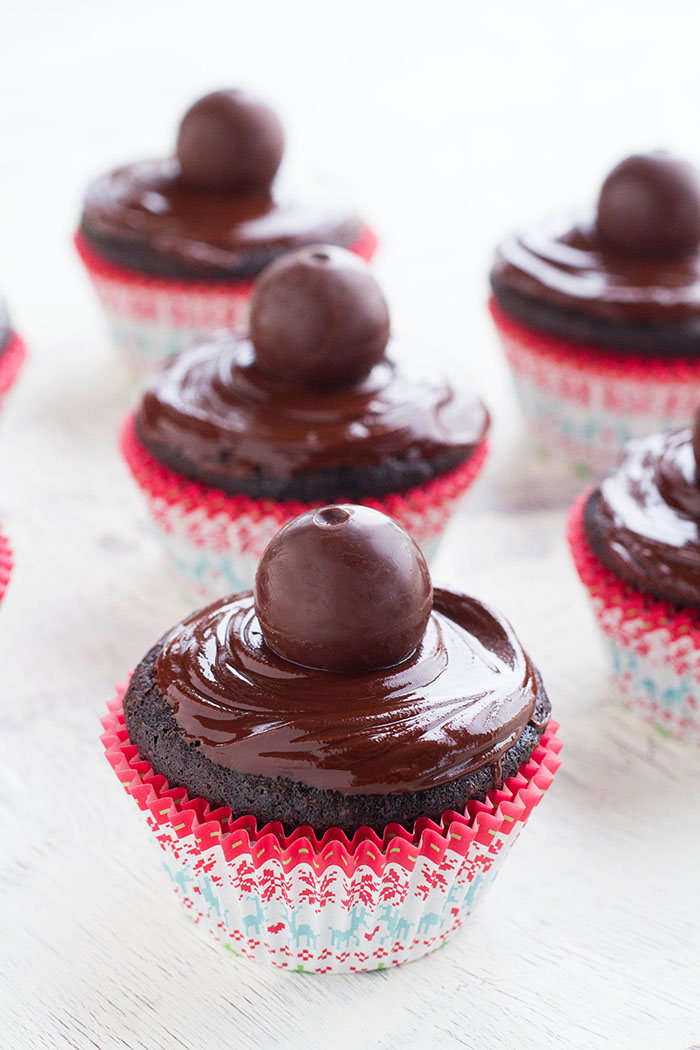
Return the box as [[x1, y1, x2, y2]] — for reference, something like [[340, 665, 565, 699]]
[[155, 588, 541, 794], [135, 333, 488, 489], [80, 160, 365, 280], [589, 427, 700, 607], [491, 211, 700, 324]]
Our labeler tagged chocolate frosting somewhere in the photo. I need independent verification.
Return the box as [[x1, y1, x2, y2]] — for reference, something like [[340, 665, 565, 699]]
[[80, 160, 365, 280], [491, 211, 700, 326], [135, 333, 488, 492], [588, 427, 700, 607], [155, 588, 540, 795]]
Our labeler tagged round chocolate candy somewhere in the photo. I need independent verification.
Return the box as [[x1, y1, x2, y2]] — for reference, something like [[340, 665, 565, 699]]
[[597, 151, 700, 259], [176, 89, 284, 193], [249, 245, 390, 388], [254, 504, 433, 673]]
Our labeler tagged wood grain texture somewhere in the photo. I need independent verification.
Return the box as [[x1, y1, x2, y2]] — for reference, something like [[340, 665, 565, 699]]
[[2, 1, 700, 1047]]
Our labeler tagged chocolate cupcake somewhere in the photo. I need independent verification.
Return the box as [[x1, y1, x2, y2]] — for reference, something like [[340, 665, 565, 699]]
[[76, 89, 377, 373], [490, 151, 700, 474], [0, 299, 27, 415], [568, 411, 700, 744], [121, 245, 489, 597], [103, 504, 560, 972]]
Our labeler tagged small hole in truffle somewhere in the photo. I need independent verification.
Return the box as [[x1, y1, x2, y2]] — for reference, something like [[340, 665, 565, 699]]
[[311, 251, 331, 262], [314, 506, 351, 528]]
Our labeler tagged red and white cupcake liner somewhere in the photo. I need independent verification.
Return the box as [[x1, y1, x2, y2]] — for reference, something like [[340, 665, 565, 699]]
[[120, 415, 490, 600], [568, 491, 700, 745], [0, 527, 12, 607], [75, 228, 378, 375], [102, 685, 561, 973], [490, 299, 700, 477], [0, 332, 27, 413]]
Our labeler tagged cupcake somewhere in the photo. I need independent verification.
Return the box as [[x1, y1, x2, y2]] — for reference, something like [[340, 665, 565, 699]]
[[102, 504, 561, 972], [568, 411, 700, 744], [121, 245, 490, 598], [490, 151, 700, 475], [0, 525, 11, 608], [76, 89, 377, 374], [0, 299, 27, 413]]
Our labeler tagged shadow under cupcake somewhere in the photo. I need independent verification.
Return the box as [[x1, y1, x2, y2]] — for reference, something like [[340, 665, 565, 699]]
[[102, 503, 560, 972]]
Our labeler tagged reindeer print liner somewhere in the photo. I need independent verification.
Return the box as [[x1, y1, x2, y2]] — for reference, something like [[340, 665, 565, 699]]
[[102, 686, 561, 973]]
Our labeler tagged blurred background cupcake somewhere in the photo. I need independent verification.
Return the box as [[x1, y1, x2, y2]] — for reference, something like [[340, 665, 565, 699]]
[[121, 245, 489, 597], [102, 504, 560, 973], [0, 525, 11, 608], [75, 88, 377, 374], [568, 409, 700, 745], [0, 298, 27, 416], [490, 151, 700, 476]]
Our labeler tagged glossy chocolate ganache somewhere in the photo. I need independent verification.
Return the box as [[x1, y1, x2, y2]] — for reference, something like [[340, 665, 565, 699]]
[[584, 416, 700, 607], [80, 90, 366, 280], [135, 246, 488, 501], [491, 152, 700, 355], [155, 588, 541, 794], [123, 505, 549, 832]]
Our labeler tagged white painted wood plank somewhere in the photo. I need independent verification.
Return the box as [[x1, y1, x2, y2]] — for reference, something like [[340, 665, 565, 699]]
[[2, 2, 700, 1047]]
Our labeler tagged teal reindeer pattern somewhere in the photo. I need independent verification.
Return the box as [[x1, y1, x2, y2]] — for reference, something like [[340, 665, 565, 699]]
[[242, 896, 265, 937], [329, 905, 370, 949], [199, 874, 222, 918], [281, 906, 318, 948]]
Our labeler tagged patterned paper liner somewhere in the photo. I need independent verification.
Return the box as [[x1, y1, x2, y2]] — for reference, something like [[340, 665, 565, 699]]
[[75, 228, 378, 374], [568, 491, 700, 744], [0, 333, 28, 410], [120, 415, 490, 599], [490, 298, 700, 477], [0, 527, 12, 607], [101, 686, 561, 973]]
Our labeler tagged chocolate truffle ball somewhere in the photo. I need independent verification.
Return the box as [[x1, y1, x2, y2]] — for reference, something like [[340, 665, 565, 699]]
[[249, 245, 390, 389], [597, 152, 700, 259], [254, 504, 433, 673], [176, 89, 284, 193]]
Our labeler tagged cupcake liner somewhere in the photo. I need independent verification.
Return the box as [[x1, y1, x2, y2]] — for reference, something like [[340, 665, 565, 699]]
[[490, 298, 700, 477], [0, 527, 12, 607], [568, 491, 700, 744], [120, 415, 489, 599], [75, 228, 378, 375], [0, 332, 27, 412], [101, 685, 561, 973]]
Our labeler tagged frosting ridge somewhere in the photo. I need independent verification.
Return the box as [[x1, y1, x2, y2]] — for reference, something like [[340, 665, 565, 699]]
[[135, 333, 488, 495], [589, 427, 700, 607], [155, 588, 539, 795], [80, 160, 364, 280], [492, 211, 700, 324]]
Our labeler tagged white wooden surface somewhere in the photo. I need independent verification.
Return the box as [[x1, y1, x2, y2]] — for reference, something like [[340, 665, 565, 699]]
[[2, 2, 700, 1047]]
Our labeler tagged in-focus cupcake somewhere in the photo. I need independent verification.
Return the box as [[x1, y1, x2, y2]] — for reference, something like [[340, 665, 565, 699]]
[[121, 245, 490, 597], [0, 299, 27, 414], [76, 89, 377, 373], [490, 151, 700, 475], [0, 525, 11, 608], [568, 410, 700, 744], [102, 504, 560, 972]]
